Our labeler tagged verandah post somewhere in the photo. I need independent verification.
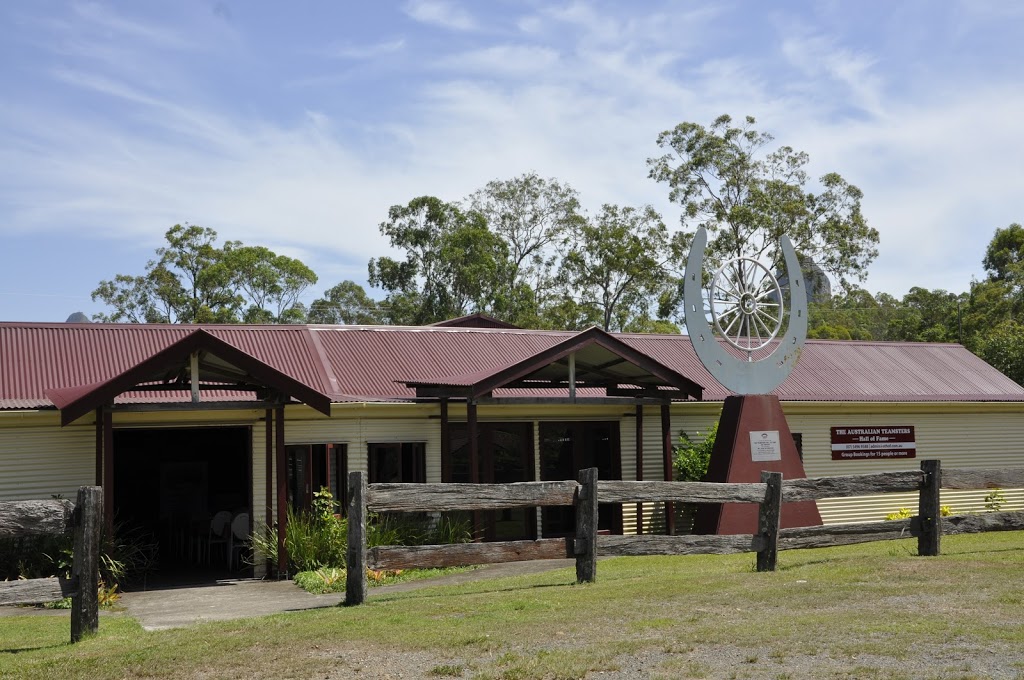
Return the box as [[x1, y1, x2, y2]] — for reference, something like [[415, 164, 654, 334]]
[[756, 472, 782, 572], [71, 485, 101, 643], [918, 459, 942, 557], [575, 467, 598, 583], [345, 471, 368, 605]]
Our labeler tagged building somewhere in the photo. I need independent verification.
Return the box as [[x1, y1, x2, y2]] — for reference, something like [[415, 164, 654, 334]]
[[2, 320, 1022, 575]]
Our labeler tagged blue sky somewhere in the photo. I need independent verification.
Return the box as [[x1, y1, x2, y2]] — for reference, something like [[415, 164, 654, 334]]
[[2, 1, 1022, 322]]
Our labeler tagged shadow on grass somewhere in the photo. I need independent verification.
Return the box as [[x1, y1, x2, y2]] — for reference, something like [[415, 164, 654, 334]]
[[1, 642, 67, 654]]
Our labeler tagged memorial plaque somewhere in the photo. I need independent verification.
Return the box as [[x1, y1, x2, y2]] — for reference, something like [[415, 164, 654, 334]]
[[831, 426, 916, 461], [749, 430, 782, 462]]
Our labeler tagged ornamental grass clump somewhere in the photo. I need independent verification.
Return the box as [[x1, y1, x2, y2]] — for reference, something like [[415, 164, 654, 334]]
[[249, 488, 347, 573]]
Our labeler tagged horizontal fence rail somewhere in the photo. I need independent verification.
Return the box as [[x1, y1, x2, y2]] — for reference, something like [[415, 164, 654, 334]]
[[0, 499, 75, 538], [942, 469, 1024, 490], [367, 481, 580, 513], [597, 533, 764, 557], [781, 471, 924, 502], [597, 480, 767, 504], [369, 538, 573, 570], [343, 461, 1024, 605], [0, 487, 102, 643]]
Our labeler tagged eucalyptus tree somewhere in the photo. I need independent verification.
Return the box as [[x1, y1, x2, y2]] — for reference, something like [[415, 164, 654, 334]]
[[467, 173, 584, 324], [367, 196, 511, 325], [556, 204, 683, 332], [308, 280, 383, 325], [648, 114, 879, 296], [91, 224, 316, 324], [222, 244, 317, 323]]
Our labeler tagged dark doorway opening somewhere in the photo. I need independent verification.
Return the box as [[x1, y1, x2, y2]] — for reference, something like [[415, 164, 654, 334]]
[[113, 426, 252, 586], [540, 421, 622, 537]]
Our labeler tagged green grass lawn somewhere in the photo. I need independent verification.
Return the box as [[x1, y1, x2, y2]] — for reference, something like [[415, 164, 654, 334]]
[[3, 533, 1024, 679]]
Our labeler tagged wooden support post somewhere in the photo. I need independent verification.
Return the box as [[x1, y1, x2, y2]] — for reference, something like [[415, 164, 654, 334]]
[[467, 400, 479, 483], [102, 407, 113, 537], [440, 398, 451, 482], [467, 400, 481, 540], [918, 459, 942, 557], [756, 472, 782, 572], [345, 471, 368, 606], [575, 467, 598, 583], [265, 410, 273, 573], [275, 405, 287, 578], [635, 404, 644, 534], [71, 486, 101, 643], [94, 408, 103, 487], [660, 403, 674, 535]]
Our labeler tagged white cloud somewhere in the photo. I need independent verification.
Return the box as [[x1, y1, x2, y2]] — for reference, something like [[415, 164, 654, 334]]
[[403, 0, 477, 31], [318, 38, 406, 60], [434, 45, 560, 77], [780, 32, 884, 117]]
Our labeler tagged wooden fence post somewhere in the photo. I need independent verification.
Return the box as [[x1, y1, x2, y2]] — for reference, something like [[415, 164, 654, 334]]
[[575, 467, 598, 583], [756, 472, 782, 572], [71, 486, 101, 643], [918, 459, 942, 557], [345, 471, 368, 606]]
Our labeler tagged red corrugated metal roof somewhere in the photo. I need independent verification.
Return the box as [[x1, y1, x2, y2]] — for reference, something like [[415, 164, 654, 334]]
[[2, 322, 1023, 410]]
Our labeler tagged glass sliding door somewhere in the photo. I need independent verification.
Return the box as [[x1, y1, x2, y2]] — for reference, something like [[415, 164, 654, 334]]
[[450, 422, 535, 541], [539, 421, 622, 537]]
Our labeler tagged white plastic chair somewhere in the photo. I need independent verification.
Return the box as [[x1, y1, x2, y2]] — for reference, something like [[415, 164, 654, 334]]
[[229, 513, 250, 570], [207, 511, 232, 566]]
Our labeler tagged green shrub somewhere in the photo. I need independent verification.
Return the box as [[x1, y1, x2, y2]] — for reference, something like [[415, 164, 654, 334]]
[[674, 423, 717, 482], [250, 488, 472, 575], [369, 512, 472, 548], [250, 488, 347, 572]]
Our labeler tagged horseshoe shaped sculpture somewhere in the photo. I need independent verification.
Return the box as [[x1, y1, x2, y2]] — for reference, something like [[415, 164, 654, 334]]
[[683, 227, 807, 395]]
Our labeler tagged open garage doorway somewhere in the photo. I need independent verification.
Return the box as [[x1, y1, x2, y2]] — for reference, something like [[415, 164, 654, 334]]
[[113, 426, 252, 586]]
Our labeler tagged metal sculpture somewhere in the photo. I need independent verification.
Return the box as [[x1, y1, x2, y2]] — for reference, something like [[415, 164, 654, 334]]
[[683, 227, 821, 534], [683, 227, 807, 395]]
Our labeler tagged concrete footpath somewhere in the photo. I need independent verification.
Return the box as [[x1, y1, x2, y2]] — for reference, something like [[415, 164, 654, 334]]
[[120, 559, 576, 630]]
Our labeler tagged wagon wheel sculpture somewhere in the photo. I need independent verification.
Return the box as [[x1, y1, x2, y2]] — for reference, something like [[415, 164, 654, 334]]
[[683, 228, 807, 395], [708, 256, 784, 358]]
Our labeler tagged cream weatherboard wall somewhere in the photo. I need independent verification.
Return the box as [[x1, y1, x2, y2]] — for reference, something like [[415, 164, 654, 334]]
[[3, 400, 1024, 536], [0, 415, 94, 502]]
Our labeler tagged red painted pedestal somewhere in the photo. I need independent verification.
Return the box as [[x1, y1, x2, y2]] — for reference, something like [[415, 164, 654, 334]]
[[693, 394, 822, 535]]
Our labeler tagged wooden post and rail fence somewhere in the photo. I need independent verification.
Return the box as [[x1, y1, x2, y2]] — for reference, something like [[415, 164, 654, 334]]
[[345, 460, 1024, 605], [0, 486, 102, 642]]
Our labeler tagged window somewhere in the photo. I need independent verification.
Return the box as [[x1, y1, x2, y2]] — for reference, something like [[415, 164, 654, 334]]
[[368, 442, 426, 484]]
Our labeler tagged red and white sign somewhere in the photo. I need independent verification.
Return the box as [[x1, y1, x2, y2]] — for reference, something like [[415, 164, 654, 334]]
[[831, 426, 916, 461]]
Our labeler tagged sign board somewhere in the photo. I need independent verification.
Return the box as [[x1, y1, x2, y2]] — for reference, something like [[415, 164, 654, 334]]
[[749, 430, 782, 462], [831, 426, 916, 461]]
